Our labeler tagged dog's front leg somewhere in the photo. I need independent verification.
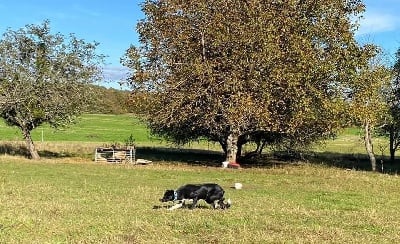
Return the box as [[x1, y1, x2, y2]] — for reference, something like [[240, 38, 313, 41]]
[[168, 202, 183, 211], [212, 200, 220, 209]]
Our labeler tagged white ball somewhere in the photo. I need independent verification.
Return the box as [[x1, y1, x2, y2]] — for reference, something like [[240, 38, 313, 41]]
[[234, 183, 242, 189]]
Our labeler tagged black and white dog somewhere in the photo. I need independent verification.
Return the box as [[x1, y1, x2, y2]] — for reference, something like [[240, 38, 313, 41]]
[[160, 183, 231, 210]]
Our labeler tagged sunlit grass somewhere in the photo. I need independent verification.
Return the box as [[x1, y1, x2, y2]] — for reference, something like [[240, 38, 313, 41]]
[[0, 114, 153, 143], [0, 157, 400, 243], [0, 114, 223, 155]]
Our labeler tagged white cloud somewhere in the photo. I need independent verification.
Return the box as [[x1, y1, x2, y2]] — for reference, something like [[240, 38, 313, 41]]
[[102, 65, 129, 81], [96, 65, 131, 90], [357, 12, 400, 36]]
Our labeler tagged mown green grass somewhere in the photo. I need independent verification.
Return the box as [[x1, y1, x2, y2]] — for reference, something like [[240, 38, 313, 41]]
[[1, 157, 400, 243], [0, 114, 221, 154], [0, 114, 153, 143]]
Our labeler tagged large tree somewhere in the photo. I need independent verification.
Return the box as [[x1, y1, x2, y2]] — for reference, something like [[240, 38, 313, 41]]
[[125, 0, 372, 163], [0, 20, 104, 159]]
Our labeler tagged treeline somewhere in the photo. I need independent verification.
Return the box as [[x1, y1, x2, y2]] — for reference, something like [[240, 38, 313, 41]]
[[86, 85, 132, 114]]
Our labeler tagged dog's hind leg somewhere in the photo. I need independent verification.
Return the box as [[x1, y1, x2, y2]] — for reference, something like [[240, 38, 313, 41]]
[[189, 197, 199, 209]]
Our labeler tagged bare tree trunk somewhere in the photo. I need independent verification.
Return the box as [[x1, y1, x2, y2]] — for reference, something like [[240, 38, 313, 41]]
[[22, 127, 40, 160], [257, 139, 268, 155], [226, 133, 238, 163], [237, 143, 242, 159], [389, 127, 396, 165], [218, 139, 227, 156], [364, 121, 376, 171]]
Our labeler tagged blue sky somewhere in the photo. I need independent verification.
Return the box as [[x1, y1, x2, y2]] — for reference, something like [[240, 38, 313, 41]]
[[357, 0, 400, 58], [1, 1, 400, 88], [0, 0, 144, 88]]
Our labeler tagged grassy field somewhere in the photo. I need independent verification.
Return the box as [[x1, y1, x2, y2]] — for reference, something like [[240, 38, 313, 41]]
[[0, 113, 392, 169], [0, 114, 222, 158], [1, 156, 400, 243], [0, 114, 152, 143], [1, 114, 400, 243]]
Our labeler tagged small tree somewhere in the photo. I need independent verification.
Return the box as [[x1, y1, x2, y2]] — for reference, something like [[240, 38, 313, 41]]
[[0, 20, 104, 159], [349, 49, 391, 171], [379, 47, 400, 164]]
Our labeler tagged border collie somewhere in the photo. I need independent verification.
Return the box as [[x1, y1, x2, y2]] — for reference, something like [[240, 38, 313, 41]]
[[160, 183, 231, 210]]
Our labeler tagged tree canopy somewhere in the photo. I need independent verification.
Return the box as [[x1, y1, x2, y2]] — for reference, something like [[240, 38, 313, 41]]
[[0, 20, 104, 159], [124, 0, 374, 163]]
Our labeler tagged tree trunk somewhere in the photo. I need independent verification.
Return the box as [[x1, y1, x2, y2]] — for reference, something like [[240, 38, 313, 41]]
[[22, 127, 40, 160], [363, 121, 376, 171], [237, 142, 243, 159], [226, 133, 238, 163], [389, 127, 396, 165], [218, 139, 227, 156]]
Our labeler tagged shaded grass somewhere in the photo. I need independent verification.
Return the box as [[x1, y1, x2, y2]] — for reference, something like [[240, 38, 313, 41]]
[[1, 157, 400, 243]]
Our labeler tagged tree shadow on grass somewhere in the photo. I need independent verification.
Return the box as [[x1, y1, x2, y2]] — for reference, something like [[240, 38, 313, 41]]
[[2, 142, 399, 173], [136, 146, 224, 167], [0, 143, 74, 159], [309, 151, 400, 173], [136, 147, 306, 169], [143, 146, 400, 173], [0, 143, 30, 157], [240, 150, 400, 173], [135, 146, 390, 171], [309, 152, 372, 170], [38, 150, 75, 158]]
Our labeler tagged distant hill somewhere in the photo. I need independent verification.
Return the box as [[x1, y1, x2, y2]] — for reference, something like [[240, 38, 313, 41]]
[[86, 85, 132, 114]]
